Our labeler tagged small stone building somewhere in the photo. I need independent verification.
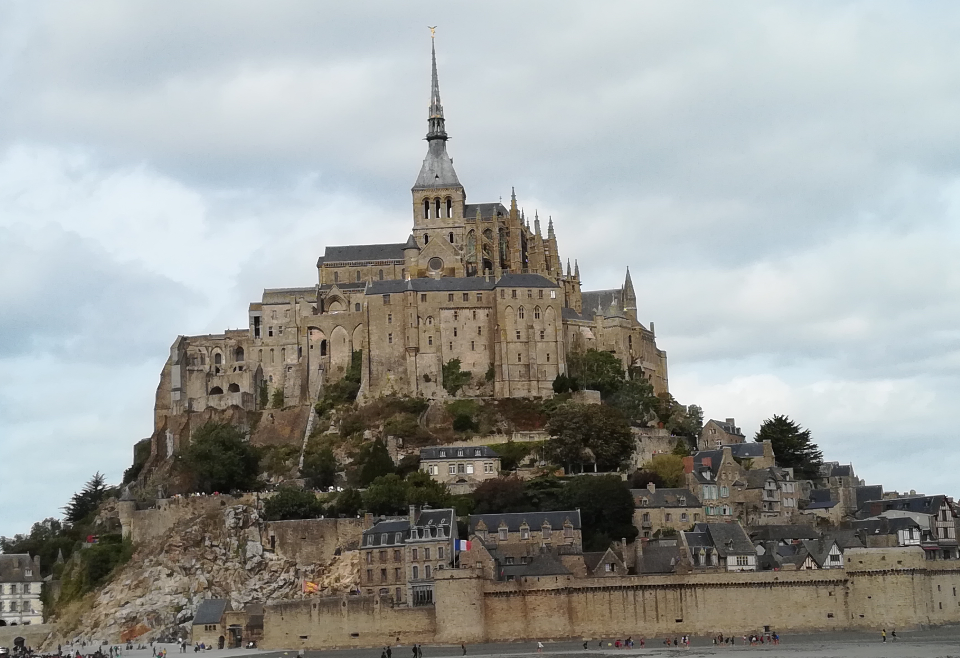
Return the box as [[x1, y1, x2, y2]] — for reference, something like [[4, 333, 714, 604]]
[[192, 599, 231, 648], [0, 554, 43, 626], [419, 445, 500, 493], [698, 418, 745, 450], [631, 483, 704, 538]]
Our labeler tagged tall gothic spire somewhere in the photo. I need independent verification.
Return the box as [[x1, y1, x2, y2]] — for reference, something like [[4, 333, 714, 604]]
[[547, 216, 555, 240], [427, 30, 447, 142], [413, 29, 461, 191]]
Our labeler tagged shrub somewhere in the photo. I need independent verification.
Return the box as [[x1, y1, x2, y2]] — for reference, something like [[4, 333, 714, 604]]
[[264, 487, 325, 521], [181, 422, 260, 493], [442, 358, 471, 396], [271, 387, 284, 409]]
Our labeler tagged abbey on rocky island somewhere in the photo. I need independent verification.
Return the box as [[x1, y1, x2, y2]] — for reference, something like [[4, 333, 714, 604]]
[[153, 37, 668, 436]]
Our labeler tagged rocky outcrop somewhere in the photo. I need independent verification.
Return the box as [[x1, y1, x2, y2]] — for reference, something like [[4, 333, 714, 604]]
[[46, 504, 359, 647]]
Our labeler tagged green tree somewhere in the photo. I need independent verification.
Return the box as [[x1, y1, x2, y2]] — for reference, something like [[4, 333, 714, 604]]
[[471, 477, 529, 514], [301, 446, 338, 490], [404, 471, 452, 509], [181, 422, 261, 494], [331, 488, 363, 517], [362, 474, 409, 516], [566, 349, 625, 398], [264, 487, 325, 521], [258, 380, 269, 408], [640, 454, 686, 488], [607, 377, 658, 425], [754, 415, 823, 480], [672, 438, 692, 457], [545, 403, 633, 472], [522, 475, 566, 512], [64, 473, 109, 524], [271, 387, 284, 409], [442, 358, 471, 396], [355, 438, 395, 486], [561, 475, 638, 550]]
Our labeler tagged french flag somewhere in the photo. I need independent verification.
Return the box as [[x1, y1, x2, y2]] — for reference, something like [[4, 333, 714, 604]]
[[457, 539, 471, 551]]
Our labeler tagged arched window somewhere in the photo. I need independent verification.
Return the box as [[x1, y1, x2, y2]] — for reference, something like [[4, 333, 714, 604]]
[[214, 352, 222, 366], [281, 348, 285, 363], [424, 234, 429, 244], [445, 197, 452, 218], [355, 303, 361, 312], [425, 565, 432, 578], [320, 340, 327, 356], [423, 198, 430, 219], [534, 306, 541, 320], [517, 353, 522, 363], [448, 232, 454, 243], [518, 307, 525, 320], [234, 347, 244, 362], [427, 316, 434, 326], [228, 383, 240, 393], [270, 349, 275, 364], [378, 269, 384, 281], [258, 349, 262, 362], [334, 271, 339, 283], [435, 197, 441, 217], [412, 565, 419, 580], [356, 271, 361, 282], [628, 335, 633, 349], [209, 386, 223, 395]]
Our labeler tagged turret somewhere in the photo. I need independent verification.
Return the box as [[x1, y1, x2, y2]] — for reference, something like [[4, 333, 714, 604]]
[[622, 267, 637, 321]]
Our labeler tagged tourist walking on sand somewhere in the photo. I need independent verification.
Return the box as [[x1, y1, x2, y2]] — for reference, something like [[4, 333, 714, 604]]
[[537, 641, 544, 653], [461, 643, 466, 656], [882, 628, 887, 642], [382, 648, 387, 658], [892, 630, 898, 641]]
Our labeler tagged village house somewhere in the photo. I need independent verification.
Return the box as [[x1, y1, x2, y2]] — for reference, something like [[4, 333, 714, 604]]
[[743, 467, 800, 525], [856, 494, 958, 559], [636, 539, 684, 574], [681, 522, 757, 572], [419, 445, 500, 493], [631, 483, 703, 538], [583, 547, 628, 577], [466, 511, 584, 580], [191, 599, 231, 649], [698, 418, 745, 450], [360, 505, 458, 606], [801, 489, 844, 526], [819, 462, 864, 517], [0, 554, 43, 626], [683, 447, 743, 522]]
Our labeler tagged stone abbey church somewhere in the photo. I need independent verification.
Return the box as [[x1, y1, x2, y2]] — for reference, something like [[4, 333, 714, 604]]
[[154, 39, 668, 431]]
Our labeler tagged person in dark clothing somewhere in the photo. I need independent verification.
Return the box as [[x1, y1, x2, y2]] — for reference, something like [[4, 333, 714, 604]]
[[461, 644, 466, 656]]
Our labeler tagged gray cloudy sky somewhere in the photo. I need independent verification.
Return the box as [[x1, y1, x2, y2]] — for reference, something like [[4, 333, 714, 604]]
[[3, 1, 959, 537]]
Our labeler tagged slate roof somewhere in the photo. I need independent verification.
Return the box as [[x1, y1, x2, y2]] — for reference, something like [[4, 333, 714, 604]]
[[745, 468, 791, 489], [726, 443, 764, 459], [193, 599, 230, 626], [747, 524, 820, 542], [464, 203, 508, 220], [799, 539, 839, 568], [561, 307, 585, 321], [637, 542, 681, 574], [691, 523, 755, 557], [414, 508, 455, 530], [581, 289, 625, 318], [421, 446, 500, 460], [855, 485, 884, 510], [367, 278, 496, 294], [822, 463, 853, 478], [852, 516, 923, 535], [362, 518, 410, 547], [708, 419, 744, 437], [631, 488, 702, 508], [319, 282, 367, 292], [495, 273, 559, 288], [414, 140, 461, 190], [858, 494, 951, 519], [470, 510, 581, 534], [323, 243, 407, 263], [0, 554, 41, 583], [499, 551, 571, 578], [830, 530, 866, 549]]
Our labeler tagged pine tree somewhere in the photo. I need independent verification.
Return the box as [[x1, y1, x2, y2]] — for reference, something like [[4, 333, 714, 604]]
[[63, 473, 108, 524], [754, 415, 823, 480]]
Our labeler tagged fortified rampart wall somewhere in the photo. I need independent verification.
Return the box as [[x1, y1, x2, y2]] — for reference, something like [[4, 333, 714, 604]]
[[118, 493, 260, 544], [263, 547, 960, 650]]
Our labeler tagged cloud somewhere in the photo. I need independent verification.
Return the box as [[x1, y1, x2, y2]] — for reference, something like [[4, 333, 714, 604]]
[[5, 1, 960, 534]]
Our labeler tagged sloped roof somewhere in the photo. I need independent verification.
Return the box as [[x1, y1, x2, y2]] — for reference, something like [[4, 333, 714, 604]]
[[414, 140, 462, 190], [858, 494, 950, 519], [708, 419, 744, 437], [193, 599, 230, 626], [0, 554, 41, 582], [855, 485, 884, 509], [699, 523, 755, 557], [421, 446, 500, 460], [368, 278, 497, 294], [583, 547, 625, 574], [747, 524, 820, 542], [470, 510, 581, 533], [495, 273, 559, 288], [631, 487, 702, 508], [362, 518, 410, 546], [580, 289, 626, 318], [464, 203, 508, 220], [323, 243, 407, 263], [500, 551, 571, 578], [637, 543, 681, 574], [414, 508, 455, 529], [726, 443, 764, 459], [561, 307, 585, 321]]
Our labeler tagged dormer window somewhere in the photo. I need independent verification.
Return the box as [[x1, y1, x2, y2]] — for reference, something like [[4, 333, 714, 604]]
[[520, 525, 530, 540], [678, 497, 686, 506], [457, 449, 464, 457], [499, 526, 508, 541], [542, 523, 552, 540]]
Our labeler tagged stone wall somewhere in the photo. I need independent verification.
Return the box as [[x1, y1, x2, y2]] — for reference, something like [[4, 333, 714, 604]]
[[265, 519, 364, 564], [0, 624, 53, 649], [262, 547, 960, 649], [120, 494, 260, 544], [262, 596, 436, 649]]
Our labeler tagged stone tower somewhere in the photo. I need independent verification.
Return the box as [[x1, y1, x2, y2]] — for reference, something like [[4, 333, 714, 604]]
[[411, 33, 468, 278]]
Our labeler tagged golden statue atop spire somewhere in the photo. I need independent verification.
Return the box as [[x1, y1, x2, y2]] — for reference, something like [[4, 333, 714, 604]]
[[428, 26, 437, 38]]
